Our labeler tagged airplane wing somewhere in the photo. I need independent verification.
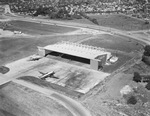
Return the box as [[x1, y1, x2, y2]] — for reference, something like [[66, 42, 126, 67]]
[[52, 76, 59, 79], [38, 71, 46, 75], [38, 71, 59, 80]]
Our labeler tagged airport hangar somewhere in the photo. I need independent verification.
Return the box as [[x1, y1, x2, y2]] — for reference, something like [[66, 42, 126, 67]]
[[38, 41, 113, 71]]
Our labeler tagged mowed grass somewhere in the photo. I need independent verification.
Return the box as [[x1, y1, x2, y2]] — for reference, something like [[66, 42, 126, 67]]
[[89, 14, 150, 31], [103, 54, 132, 73], [61, 17, 95, 25], [82, 34, 143, 52], [0, 34, 91, 65], [69, 14, 150, 31], [147, 31, 150, 34], [2, 20, 77, 35], [0, 82, 73, 116]]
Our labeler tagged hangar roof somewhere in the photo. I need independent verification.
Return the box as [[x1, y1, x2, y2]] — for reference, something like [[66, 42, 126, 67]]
[[44, 41, 111, 60]]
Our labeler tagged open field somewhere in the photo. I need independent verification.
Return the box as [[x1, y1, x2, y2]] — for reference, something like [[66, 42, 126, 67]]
[[59, 17, 95, 25], [89, 14, 150, 31], [0, 15, 6, 19], [67, 14, 150, 31], [82, 34, 143, 52], [0, 82, 73, 116], [147, 31, 150, 34], [132, 32, 150, 40], [0, 20, 77, 35], [0, 34, 91, 65]]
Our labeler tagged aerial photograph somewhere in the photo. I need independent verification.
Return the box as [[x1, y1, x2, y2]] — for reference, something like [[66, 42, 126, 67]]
[[0, 0, 150, 116]]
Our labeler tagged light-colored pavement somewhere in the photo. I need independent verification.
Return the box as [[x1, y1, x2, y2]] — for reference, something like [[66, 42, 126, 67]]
[[0, 57, 50, 85]]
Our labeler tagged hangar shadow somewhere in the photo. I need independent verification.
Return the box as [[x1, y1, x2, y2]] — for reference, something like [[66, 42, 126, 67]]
[[46, 51, 90, 64]]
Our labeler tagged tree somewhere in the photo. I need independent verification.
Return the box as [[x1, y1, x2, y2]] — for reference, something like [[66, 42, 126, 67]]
[[145, 81, 150, 90], [144, 45, 150, 56], [136, 0, 146, 4], [142, 55, 150, 65], [127, 96, 137, 105], [133, 72, 142, 83]]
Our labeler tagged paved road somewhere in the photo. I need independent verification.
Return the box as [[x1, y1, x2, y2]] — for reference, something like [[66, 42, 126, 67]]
[[1, 13, 150, 116], [0, 56, 92, 116], [13, 79, 92, 116], [3, 14, 150, 45]]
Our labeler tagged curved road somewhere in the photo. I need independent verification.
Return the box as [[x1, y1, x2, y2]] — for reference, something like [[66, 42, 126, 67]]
[[1, 13, 150, 116], [3, 13, 150, 45], [13, 79, 91, 116]]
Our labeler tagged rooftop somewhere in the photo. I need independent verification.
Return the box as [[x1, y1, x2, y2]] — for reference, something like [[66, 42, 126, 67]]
[[44, 41, 111, 60]]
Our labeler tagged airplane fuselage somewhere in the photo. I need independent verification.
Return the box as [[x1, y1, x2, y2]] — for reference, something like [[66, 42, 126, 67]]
[[39, 71, 55, 80]]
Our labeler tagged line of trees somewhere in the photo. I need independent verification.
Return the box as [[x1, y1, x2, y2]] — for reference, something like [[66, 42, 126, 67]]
[[33, 6, 82, 20], [132, 45, 150, 90], [133, 72, 150, 90], [142, 45, 150, 65], [32, 5, 99, 25], [78, 12, 99, 25]]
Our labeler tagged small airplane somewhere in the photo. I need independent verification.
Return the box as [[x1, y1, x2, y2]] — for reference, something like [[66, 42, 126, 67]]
[[38, 71, 59, 80], [28, 55, 42, 61]]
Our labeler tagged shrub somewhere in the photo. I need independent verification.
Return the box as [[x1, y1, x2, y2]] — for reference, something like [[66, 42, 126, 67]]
[[91, 18, 99, 25], [145, 81, 150, 90], [127, 96, 137, 105], [0, 66, 10, 74], [142, 55, 150, 65], [133, 72, 142, 83], [144, 45, 150, 56]]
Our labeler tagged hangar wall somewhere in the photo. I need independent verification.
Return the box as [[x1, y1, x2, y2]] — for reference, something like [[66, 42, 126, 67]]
[[90, 59, 99, 70], [38, 46, 51, 56]]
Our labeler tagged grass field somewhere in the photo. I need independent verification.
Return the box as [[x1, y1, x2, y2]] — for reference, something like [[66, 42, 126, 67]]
[[82, 34, 143, 52], [124, 61, 150, 74], [0, 82, 73, 116], [68, 14, 150, 31], [0, 34, 91, 65], [0, 15, 6, 19], [61, 17, 95, 25], [147, 31, 150, 34], [103, 54, 132, 73], [1, 20, 77, 35]]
